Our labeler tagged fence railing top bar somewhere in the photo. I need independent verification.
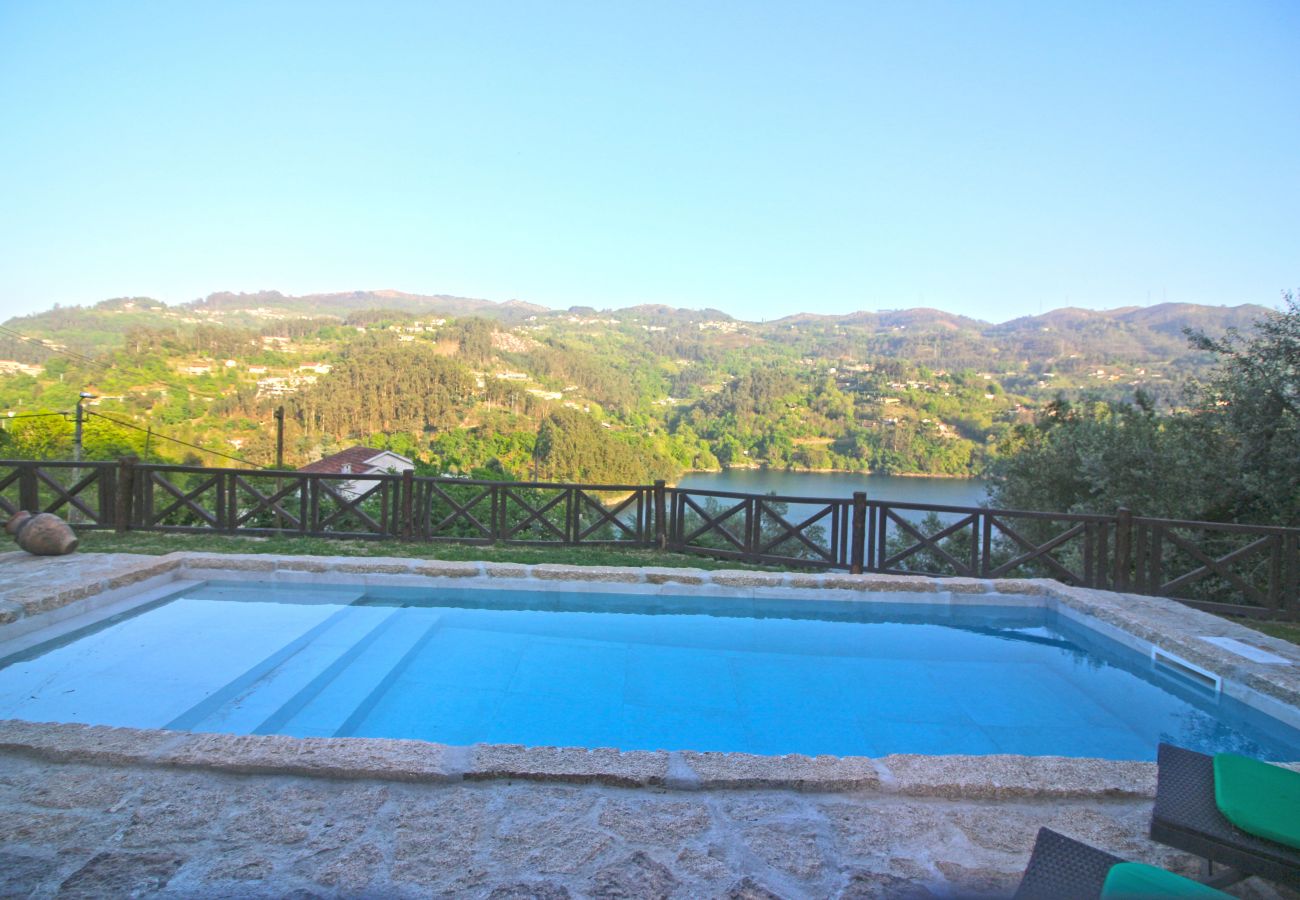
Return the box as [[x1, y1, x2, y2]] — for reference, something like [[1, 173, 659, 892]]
[[974, 506, 1117, 523], [868, 499, 987, 515], [667, 486, 849, 504], [132, 462, 282, 475], [135, 463, 396, 480], [0, 459, 116, 469], [866, 498, 1116, 523], [281, 470, 402, 482], [420, 476, 651, 492], [196, 465, 311, 477], [1131, 515, 1300, 536]]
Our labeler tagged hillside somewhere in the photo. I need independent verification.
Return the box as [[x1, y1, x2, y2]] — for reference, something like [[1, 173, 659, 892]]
[[0, 291, 1278, 480]]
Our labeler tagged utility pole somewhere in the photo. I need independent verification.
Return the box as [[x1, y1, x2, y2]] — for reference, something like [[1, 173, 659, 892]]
[[73, 392, 95, 463], [70, 392, 95, 526], [273, 405, 286, 530], [274, 406, 285, 469]]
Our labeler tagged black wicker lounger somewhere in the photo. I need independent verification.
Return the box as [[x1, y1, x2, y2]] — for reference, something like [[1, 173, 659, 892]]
[[1014, 827, 1233, 899], [1151, 742, 1300, 888], [1013, 827, 1124, 900]]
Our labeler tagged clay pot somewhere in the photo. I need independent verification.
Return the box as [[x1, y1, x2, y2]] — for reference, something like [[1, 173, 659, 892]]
[[7, 511, 79, 556]]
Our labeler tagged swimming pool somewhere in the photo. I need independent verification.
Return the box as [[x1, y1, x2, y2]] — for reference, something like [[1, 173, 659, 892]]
[[1, 578, 1297, 761]]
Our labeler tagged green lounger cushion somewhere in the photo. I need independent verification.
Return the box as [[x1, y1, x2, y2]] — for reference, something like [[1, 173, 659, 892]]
[[1213, 753, 1300, 850], [1100, 862, 1230, 898]]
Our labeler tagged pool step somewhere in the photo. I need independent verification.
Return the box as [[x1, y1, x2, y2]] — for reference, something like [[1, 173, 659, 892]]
[[333, 619, 445, 737], [170, 605, 401, 734], [254, 607, 443, 738]]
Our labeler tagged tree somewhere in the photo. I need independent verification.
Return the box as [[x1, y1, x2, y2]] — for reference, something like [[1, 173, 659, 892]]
[[3, 413, 72, 459], [452, 317, 495, 365], [989, 395, 1226, 519], [1186, 291, 1300, 524], [534, 408, 678, 483], [291, 337, 475, 438], [990, 295, 1300, 526], [82, 416, 148, 460]]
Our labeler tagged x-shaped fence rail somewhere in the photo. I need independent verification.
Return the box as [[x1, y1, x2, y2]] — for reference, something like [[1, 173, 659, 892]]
[[1, 459, 1295, 616]]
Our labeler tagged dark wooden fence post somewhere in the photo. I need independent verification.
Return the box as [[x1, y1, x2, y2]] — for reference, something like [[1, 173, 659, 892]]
[[1268, 534, 1284, 611], [307, 475, 319, 534], [217, 470, 230, 532], [980, 512, 993, 577], [297, 474, 309, 536], [1149, 524, 1165, 596], [1285, 532, 1298, 617], [401, 469, 414, 540], [850, 492, 867, 575], [115, 456, 137, 532], [745, 497, 758, 563], [1114, 507, 1132, 591], [96, 462, 114, 527], [653, 481, 667, 551], [18, 462, 38, 513]]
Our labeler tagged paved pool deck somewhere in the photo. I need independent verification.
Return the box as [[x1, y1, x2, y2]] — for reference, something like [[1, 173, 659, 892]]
[[0, 736, 1199, 899], [1, 549, 1299, 898]]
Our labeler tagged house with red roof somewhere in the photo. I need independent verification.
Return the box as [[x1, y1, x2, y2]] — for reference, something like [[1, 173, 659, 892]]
[[297, 447, 414, 498]]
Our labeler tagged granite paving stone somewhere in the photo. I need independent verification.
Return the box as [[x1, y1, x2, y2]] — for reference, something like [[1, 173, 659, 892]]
[[587, 851, 680, 899], [2, 741, 1298, 898]]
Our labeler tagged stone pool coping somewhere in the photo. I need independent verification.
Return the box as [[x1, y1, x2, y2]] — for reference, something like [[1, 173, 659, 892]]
[[1, 549, 1299, 796], [0, 719, 1158, 799]]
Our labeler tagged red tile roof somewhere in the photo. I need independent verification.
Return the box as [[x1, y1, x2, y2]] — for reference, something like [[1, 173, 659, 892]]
[[297, 446, 387, 475]]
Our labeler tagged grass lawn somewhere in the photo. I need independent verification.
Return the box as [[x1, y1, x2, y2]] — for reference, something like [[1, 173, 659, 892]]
[[1246, 620, 1300, 647], [75, 530, 774, 570]]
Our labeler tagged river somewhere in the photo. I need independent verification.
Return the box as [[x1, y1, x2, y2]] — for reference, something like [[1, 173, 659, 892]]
[[675, 469, 989, 508]]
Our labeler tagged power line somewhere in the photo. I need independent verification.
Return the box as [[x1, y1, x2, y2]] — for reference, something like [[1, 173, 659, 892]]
[[0, 325, 103, 368], [0, 324, 232, 404], [0, 408, 263, 468], [0, 324, 270, 467], [86, 410, 266, 469]]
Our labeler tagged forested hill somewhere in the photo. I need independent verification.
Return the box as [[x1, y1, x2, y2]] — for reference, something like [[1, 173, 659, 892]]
[[0, 290, 1279, 482]]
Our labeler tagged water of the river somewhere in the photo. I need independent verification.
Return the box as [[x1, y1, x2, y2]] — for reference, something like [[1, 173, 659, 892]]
[[675, 470, 989, 508]]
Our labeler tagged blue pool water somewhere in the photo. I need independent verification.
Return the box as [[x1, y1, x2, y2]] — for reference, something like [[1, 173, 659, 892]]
[[1, 581, 1297, 761]]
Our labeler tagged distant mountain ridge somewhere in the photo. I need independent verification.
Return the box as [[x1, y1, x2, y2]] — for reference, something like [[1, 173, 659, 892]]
[[989, 303, 1268, 336], [0, 290, 1276, 369], [190, 289, 550, 320], [5, 288, 1273, 332], [772, 302, 1269, 334], [771, 308, 985, 331]]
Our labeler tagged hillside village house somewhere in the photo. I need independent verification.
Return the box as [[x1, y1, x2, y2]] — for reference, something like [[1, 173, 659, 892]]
[[297, 446, 414, 498]]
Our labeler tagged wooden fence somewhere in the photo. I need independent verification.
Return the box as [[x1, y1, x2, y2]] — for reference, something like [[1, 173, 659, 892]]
[[1, 458, 1296, 618]]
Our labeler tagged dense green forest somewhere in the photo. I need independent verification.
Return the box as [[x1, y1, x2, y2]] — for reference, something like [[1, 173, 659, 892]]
[[0, 291, 1282, 516], [990, 292, 1300, 527]]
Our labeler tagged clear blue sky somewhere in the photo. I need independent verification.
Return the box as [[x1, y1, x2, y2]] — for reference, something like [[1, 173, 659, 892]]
[[1, 1, 1297, 323]]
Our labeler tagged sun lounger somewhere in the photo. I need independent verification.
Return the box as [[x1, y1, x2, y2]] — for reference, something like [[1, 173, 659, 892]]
[[1014, 827, 1230, 899], [1013, 827, 1122, 899], [1150, 743, 1300, 888]]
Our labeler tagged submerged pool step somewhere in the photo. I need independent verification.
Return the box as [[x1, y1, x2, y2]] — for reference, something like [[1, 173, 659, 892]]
[[169, 605, 403, 734], [254, 607, 444, 738], [333, 620, 445, 737]]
